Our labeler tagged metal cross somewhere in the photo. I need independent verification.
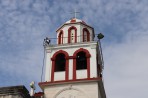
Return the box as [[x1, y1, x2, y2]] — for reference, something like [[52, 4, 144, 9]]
[[70, 9, 80, 18]]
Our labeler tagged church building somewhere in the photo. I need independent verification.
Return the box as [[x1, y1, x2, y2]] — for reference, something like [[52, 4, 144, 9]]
[[38, 17, 106, 98]]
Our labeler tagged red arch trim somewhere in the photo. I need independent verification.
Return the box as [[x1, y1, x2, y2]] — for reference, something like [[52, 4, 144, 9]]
[[68, 26, 77, 43], [83, 28, 90, 42], [58, 30, 64, 44], [51, 50, 69, 82], [51, 50, 69, 60], [73, 48, 91, 80]]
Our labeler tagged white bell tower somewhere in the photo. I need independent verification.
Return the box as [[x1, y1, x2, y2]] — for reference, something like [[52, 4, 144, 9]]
[[39, 18, 106, 98]]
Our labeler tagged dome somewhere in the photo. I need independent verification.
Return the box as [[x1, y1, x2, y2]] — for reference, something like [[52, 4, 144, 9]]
[[56, 18, 93, 32], [65, 18, 86, 24]]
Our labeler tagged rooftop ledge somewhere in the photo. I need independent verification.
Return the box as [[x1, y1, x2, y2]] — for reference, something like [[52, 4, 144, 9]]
[[39, 77, 102, 89], [45, 41, 99, 49]]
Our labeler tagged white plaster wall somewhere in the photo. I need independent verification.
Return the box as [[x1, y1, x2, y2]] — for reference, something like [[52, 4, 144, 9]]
[[90, 44, 98, 78], [54, 72, 65, 81], [56, 23, 93, 44], [45, 51, 52, 81], [44, 42, 99, 82], [76, 70, 87, 79], [69, 59, 73, 80], [43, 81, 101, 98]]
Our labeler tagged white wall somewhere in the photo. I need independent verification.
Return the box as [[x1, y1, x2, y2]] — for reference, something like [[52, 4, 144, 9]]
[[44, 81, 101, 98], [56, 23, 94, 44], [44, 42, 99, 82]]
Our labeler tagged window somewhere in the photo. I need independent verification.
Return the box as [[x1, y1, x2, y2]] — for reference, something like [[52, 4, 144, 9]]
[[83, 28, 90, 42], [73, 48, 91, 79], [70, 29, 75, 43], [58, 31, 63, 44], [68, 26, 77, 43], [76, 52, 87, 70], [55, 53, 66, 72]]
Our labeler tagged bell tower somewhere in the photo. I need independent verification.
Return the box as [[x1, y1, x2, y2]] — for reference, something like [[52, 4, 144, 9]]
[[39, 18, 106, 98]]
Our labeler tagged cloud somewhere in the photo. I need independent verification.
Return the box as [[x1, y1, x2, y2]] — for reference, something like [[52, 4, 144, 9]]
[[103, 21, 148, 98], [0, 0, 148, 97]]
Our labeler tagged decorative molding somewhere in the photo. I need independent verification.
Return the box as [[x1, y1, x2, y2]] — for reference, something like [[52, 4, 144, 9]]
[[53, 86, 89, 98], [39, 77, 101, 86]]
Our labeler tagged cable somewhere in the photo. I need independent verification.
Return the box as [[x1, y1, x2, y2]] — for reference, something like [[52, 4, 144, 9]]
[[98, 39, 105, 83]]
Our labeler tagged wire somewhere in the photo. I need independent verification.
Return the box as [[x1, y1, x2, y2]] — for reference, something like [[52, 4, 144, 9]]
[[45, 34, 99, 40], [98, 39, 104, 67], [98, 39, 105, 84]]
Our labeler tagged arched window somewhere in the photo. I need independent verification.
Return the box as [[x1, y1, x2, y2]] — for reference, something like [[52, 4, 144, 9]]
[[76, 52, 87, 70], [83, 28, 90, 42], [58, 31, 63, 44], [70, 29, 75, 43], [55, 53, 66, 72], [73, 48, 91, 79], [68, 26, 77, 43], [51, 50, 69, 81]]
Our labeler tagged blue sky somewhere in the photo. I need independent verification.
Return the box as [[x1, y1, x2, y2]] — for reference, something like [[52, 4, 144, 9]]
[[0, 0, 148, 98]]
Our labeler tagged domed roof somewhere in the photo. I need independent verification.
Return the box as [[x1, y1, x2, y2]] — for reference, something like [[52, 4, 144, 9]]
[[65, 18, 86, 24], [56, 18, 93, 32]]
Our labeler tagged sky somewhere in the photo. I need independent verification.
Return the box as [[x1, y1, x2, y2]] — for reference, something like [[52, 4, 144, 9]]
[[0, 0, 148, 98]]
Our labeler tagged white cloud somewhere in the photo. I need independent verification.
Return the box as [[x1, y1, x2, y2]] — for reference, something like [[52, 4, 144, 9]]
[[0, 0, 148, 97], [103, 27, 148, 98]]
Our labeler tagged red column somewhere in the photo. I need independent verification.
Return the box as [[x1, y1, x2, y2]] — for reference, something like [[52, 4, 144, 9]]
[[87, 57, 90, 78], [73, 57, 76, 80], [65, 58, 69, 80], [51, 60, 55, 82]]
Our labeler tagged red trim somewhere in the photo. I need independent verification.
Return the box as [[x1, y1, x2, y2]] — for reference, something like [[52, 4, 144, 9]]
[[34, 92, 44, 97], [51, 50, 69, 82], [51, 60, 55, 82], [87, 57, 90, 78], [65, 58, 69, 80], [83, 28, 90, 42], [39, 77, 102, 86], [70, 19, 76, 23], [73, 48, 91, 80], [58, 30, 63, 44], [68, 26, 77, 43], [51, 50, 69, 61], [73, 57, 76, 80], [69, 56, 75, 59]]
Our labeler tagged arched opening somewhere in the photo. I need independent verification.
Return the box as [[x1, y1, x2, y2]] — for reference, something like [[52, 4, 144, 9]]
[[51, 50, 69, 81], [76, 52, 87, 70], [73, 48, 91, 79], [58, 31, 63, 44], [83, 28, 90, 42], [68, 26, 77, 43], [55, 53, 66, 72], [70, 29, 75, 43]]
